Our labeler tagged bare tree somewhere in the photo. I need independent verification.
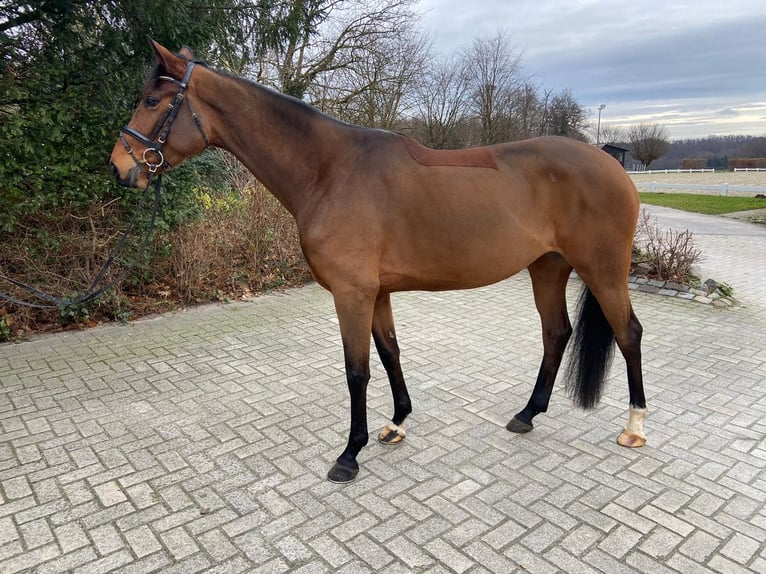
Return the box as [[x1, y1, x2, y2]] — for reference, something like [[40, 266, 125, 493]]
[[544, 89, 588, 140], [593, 123, 626, 146], [741, 137, 766, 157], [316, 26, 430, 128], [627, 123, 671, 169], [253, 0, 419, 100], [511, 81, 543, 139], [462, 30, 525, 145], [410, 54, 472, 148]]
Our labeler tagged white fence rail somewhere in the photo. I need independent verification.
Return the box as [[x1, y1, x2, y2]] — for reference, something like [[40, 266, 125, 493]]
[[734, 167, 766, 172], [633, 181, 766, 196], [628, 168, 715, 174]]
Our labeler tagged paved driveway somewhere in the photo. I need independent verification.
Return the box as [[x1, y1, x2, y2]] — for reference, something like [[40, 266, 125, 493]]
[[643, 204, 766, 308], [1, 207, 764, 573]]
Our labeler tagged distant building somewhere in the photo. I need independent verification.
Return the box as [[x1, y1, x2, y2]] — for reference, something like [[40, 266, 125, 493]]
[[601, 143, 631, 168]]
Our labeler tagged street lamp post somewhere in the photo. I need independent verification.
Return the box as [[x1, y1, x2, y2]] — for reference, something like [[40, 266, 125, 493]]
[[596, 104, 606, 146]]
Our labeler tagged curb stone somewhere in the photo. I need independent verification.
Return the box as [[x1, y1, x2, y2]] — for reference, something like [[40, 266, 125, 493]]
[[628, 274, 736, 307]]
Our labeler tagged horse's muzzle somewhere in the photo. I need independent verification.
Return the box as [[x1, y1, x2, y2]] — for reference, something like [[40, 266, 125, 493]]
[[110, 162, 144, 189]]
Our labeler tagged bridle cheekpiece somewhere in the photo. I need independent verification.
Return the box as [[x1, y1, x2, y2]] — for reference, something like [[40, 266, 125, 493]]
[[119, 60, 209, 177]]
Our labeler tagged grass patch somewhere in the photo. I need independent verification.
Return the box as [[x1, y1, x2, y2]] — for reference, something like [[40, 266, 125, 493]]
[[639, 193, 766, 215]]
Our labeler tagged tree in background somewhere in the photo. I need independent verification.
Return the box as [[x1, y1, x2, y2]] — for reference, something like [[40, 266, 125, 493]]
[[512, 82, 544, 139], [252, 0, 419, 101], [410, 54, 472, 148], [592, 123, 626, 146], [627, 122, 671, 169], [407, 31, 588, 147], [0, 0, 258, 232], [740, 136, 766, 158], [544, 89, 588, 140], [651, 135, 766, 170], [462, 30, 525, 145], [309, 20, 430, 129]]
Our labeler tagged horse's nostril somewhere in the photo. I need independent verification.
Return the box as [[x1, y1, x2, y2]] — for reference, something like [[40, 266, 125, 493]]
[[110, 162, 119, 180]]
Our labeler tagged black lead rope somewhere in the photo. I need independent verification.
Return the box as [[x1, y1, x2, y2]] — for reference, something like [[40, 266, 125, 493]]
[[1, 60, 207, 313], [0, 175, 163, 311]]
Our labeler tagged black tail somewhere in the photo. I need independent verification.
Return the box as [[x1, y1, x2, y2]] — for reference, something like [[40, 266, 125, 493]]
[[565, 286, 615, 409]]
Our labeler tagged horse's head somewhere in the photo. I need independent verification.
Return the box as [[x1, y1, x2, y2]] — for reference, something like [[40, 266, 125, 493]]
[[109, 39, 210, 189]]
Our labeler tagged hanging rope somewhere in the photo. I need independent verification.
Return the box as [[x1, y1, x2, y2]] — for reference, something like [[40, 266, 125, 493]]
[[0, 175, 163, 310]]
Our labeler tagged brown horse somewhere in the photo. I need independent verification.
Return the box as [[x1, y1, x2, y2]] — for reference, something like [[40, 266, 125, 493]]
[[110, 40, 648, 483]]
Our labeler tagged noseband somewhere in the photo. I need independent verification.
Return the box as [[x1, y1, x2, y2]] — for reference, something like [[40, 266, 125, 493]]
[[119, 61, 209, 175]]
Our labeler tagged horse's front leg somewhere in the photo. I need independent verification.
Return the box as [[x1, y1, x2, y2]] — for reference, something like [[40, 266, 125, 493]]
[[327, 288, 376, 483], [372, 293, 412, 445]]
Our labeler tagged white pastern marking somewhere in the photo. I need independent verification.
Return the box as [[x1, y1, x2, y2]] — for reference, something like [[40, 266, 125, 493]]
[[625, 407, 648, 437]]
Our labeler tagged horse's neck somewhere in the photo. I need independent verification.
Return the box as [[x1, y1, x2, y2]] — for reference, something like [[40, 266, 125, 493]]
[[199, 69, 342, 218]]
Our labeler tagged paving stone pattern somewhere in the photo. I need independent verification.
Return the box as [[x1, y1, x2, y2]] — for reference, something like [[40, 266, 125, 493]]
[[1, 207, 765, 573]]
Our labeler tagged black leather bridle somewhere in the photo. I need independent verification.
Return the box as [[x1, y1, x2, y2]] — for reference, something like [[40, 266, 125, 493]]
[[119, 60, 209, 176], [0, 61, 209, 310]]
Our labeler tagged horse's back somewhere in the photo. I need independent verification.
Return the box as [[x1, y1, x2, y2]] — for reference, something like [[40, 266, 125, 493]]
[[305, 133, 639, 293]]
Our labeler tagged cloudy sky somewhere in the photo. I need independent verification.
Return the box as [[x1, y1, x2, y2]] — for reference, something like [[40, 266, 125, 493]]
[[417, 0, 766, 140]]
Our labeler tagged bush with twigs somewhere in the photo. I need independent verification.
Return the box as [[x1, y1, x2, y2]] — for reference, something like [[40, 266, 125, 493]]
[[0, 154, 311, 341], [157, 183, 309, 304], [632, 208, 702, 283]]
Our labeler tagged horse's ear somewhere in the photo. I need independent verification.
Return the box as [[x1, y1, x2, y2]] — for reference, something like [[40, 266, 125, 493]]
[[178, 45, 196, 60], [147, 37, 187, 78]]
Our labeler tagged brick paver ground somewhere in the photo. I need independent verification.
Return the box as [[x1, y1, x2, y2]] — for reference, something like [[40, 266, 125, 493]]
[[1, 207, 764, 573]]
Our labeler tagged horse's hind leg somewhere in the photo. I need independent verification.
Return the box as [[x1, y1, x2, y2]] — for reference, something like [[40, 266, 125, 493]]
[[575, 271, 647, 448], [507, 252, 573, 433], [372, 293, 412, 445], [598, 290, 647, 447], [616, 306, 646, 447]]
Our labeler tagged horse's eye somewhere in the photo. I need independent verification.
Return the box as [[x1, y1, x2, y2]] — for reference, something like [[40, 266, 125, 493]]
[[144, 97, 160, 108]]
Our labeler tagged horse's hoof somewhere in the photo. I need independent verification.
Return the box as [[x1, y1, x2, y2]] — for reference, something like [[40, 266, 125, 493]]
[[617, 430, 646, 448], [378, 421, 406, 445], [327, 461, 359, 483], [506, 417, 533, 434]]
